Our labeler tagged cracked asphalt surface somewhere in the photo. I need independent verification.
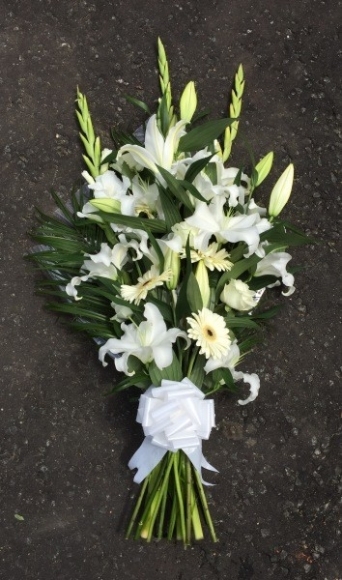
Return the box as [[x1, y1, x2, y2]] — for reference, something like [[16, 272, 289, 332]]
[[1, 1, 341, 578]]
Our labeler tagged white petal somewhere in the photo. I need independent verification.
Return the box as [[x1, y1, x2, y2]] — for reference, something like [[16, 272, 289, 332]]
[[234, 372, 260, 405], [152, 344, 173, 369]]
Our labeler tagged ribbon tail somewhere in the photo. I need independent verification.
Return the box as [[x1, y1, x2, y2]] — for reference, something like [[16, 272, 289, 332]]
[[184, 445, 218, 486], [128, 436, 167, 484]]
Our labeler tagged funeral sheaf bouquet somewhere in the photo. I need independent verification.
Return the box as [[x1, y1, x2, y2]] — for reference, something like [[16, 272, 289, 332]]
[[29, 40, 311, 545]]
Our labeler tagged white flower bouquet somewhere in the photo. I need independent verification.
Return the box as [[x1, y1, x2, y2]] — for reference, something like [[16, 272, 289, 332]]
[[29, 39, 312, 545]]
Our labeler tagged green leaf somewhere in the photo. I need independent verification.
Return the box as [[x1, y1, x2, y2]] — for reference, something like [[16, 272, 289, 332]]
[[125, 95, 151, 116], [248, 275, 277, 291], [261, 223, 315, 247], [178, 180, 207, 203], [157, 93, 170, 137], [175, 239, 203, 319], [50, 189, 74, 222], [186, 272, 203, 313], [158, 185, 182, 229], [187, 353, 206, 389], [204, 162, 217, 185], [14, 514, 25, 521], [146, 229, 164, 272], [216, 255, 261, 294], [148, 354, 183, 385], [238, 335, 262, 354], [225, 314, 260, 329], [184, 155, 213, 183], [156, 166, 193, 210], [251, 305, 282, 320], [147, 296, 174, 324], [96, 211, 167, 233], [178, 118, 236, 152], [111, 128, 142, 147], [107, 372, 150, 394], [211, 367, 236, 391]]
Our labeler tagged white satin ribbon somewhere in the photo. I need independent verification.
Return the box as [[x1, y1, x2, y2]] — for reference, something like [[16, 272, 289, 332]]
[[128, 378, 218, 485]]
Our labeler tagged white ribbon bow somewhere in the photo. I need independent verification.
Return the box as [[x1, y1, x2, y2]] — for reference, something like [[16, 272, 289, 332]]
[[128, 378, 218, 485]]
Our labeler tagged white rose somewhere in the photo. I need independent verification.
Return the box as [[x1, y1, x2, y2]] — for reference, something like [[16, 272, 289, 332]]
[[220, 279, 255, 311]]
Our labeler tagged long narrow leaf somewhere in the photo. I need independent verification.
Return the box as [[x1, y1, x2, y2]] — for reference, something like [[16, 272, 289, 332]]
[[156, 166, 193, 210], [184, 155, 213, 183], [178, 118, 236, 152]]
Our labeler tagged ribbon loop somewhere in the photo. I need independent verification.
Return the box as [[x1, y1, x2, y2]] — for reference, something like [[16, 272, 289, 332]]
[[128, 378, 217, 484]]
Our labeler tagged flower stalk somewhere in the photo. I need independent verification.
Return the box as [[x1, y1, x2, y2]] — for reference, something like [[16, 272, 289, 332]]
[[126, 450, 217, 546]]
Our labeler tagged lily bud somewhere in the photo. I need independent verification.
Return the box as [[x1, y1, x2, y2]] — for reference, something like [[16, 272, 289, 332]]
[[195, 261, 210, 308], [90, 198, 121, 213], [179, 81, 197, 123], [255, 151, 274, 187], [220, 279, 255, 311], [165, 248, 180, 290], [100, 148, 113, 174], [268, 163, 294, 218], [81, 170, 95, 184]]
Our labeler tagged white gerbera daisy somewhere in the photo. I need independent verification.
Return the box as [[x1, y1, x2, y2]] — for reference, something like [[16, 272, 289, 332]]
[[190, 242, 233, 272], [120, 266, 171, 305], [186, 308, 231, 359]]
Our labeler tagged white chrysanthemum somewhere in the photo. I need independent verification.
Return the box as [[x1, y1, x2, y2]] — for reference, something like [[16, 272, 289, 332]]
[[120, 266, 171, 305], [186, 308, 231, 359]]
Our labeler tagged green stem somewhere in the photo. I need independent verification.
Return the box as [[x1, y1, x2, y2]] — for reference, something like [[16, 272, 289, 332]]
[[146, 453, 174, 541], [125, 476, 149, 539], [173, 452, 187, 544], [193, 468, 218, 542], [186, 455, 192, 545], [135, 456, 167, 539], [187, 347, 199, 378], [167, 493, 178, 540], [204, 382, 222, 397]]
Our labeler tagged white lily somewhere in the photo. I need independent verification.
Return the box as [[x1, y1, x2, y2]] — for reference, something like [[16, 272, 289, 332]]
[[235, 372, 260, 405], [88, 169, 130, 200], [254, 251, 295, 295], [185, 197, 261, 257], [204, 340, 260, 405], [111, 235, 144, 270], [116, 114, 187, 178], [204, 340, 241, 374], [119, 177, 162, 218], [65, 258, 117, 300], [99, 302, 189, 375], [110, 303, 133, 322]]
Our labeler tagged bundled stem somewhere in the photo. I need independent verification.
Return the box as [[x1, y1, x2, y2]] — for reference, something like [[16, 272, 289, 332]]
[[126, 451, 217, 546]]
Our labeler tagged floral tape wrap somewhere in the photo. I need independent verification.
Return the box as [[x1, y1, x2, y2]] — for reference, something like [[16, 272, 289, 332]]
[[128, 378, 217, 485]]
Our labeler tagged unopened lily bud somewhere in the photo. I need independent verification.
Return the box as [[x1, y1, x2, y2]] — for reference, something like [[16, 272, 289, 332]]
[[255, 151, 274, 187], [195, 261, 210, 308], [82, 170, 95, 184], [268, 163, 294, 218], [179, 81, 197, 122], [90, 198, 121, 213], [165, 248, 180, 290]]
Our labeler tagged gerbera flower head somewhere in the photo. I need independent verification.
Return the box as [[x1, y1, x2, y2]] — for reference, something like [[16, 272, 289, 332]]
[[190, 242, 233, 272], [186, 307, 231, 359], [120, 266, 171, 305]]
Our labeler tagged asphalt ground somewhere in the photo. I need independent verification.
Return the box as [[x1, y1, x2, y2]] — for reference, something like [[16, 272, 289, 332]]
[[1, 1, 341, 578]]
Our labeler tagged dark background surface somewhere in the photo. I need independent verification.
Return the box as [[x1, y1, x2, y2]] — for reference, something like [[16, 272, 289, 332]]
[[1, 1, 341, 578]]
